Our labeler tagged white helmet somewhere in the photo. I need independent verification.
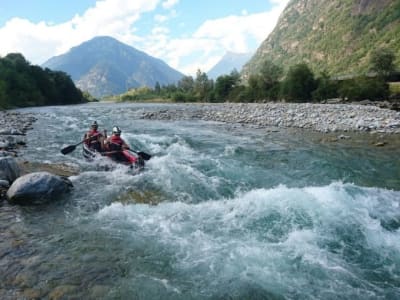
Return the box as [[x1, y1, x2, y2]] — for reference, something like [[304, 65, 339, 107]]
[[112, 126, 121, 134]]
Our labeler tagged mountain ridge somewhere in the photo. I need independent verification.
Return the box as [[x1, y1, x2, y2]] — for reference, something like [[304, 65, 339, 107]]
[[207, 51, 253, 79], [42, 36, 184, 97]]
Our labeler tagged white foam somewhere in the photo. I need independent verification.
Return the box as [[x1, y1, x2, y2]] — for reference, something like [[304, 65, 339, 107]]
[[95, 182, 400, 293]]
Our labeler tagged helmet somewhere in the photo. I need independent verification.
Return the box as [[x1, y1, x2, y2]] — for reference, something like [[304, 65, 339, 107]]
[[91, 121, 98, 128], [112, 126, 121, 134]]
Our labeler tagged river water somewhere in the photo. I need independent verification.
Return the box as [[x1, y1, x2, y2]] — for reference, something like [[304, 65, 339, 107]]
[[2, 102, 400, 299]]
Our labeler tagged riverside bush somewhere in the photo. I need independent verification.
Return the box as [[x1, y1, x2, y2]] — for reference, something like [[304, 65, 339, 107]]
[[339, 76, 389, 101]]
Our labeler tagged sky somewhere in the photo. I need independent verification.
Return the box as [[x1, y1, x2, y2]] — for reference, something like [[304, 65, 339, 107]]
[[0, 0, 290, 76]]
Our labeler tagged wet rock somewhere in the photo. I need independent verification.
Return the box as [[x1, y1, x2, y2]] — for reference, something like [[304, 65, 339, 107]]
[[6, 172, 73, 205], [0, 180, 10, 188], [338, 134, 351, 139], [18, 161, 80, 177], [0, 150, 17, 157], [90, 285, 111, 299], [374, 141, 387, 147], [0, 157, 21, 183], [22, 288, 43, 300], [0, 128, 24, 135], [48, 285, 77, 300]]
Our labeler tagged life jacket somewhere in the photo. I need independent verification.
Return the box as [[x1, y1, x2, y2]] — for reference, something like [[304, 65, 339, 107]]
[[108, 135, 124, 151], [110, 135, 123, 145], [85, 129, 102, 146], [107, 135, 137, 164]]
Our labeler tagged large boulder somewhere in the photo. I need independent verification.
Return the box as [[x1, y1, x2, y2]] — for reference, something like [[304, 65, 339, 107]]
[[0, 157, 20, 183], [6, 172, 73, 205]]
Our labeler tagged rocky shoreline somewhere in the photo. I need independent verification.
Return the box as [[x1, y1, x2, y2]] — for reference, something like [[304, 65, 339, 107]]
[[0, 111, 37, 157], [0, 111, 78, 202], [141, 102, 400, 134], [0, 111, 36, 199]]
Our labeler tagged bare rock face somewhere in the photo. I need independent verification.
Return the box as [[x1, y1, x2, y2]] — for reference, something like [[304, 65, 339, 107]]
[[6, 172, 73, 205]]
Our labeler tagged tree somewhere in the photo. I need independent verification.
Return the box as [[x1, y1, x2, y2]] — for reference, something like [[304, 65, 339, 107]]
[[260, 60, 282, 87], [0, 79, 7, 109], [312, 71, 338, 102], [244, 74, 264, 102], [178, 75, 194, 93], [370, 48, 396, 79], [281, 63, 316, 102], [214, 70, 241, 101], [338, 76, 389, 101], [0, 53, 86, 108], [194, 69, 213, 101], [154, 81, 161, 95]]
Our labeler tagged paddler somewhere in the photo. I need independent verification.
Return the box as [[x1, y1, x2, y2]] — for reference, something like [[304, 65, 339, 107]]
[[83, 121, 106, 152], [104, 126, 131, 162]]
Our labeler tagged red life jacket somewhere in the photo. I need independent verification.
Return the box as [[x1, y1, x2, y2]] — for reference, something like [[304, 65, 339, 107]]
[[85, 129, 101, 146], [110, 135, 123, 145], [108, 135, 137, 163]]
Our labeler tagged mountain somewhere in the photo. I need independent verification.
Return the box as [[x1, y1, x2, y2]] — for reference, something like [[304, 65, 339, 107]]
[[242, 0, 400, 78], [207, 51, 253, 79], [42, 36, 184, 97]]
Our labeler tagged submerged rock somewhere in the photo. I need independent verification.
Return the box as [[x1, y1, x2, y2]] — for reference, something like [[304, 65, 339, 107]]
[[0, 180, 10, 188], [18, 161, 80, 177], [6, 172, 73, 205], [0, 157, 20, 183]]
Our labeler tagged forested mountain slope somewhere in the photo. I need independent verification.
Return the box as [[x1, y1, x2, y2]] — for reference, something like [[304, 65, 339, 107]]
[[242, 0, 400, 78]]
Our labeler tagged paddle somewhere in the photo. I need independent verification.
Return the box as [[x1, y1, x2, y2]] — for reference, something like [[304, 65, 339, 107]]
[[60, 139, 87, 155], [127, 149, 152, 161]]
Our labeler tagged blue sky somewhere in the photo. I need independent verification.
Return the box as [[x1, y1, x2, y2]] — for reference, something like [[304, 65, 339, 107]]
[[0, 0, 289, 75]]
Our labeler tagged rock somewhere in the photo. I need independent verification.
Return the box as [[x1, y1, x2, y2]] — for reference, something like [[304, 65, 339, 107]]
[[6, 172, 73, 205], [0, 150, 17, 157], [18, 161, 80, 177], [0, 180, 10, 188], [0, 157, 21, 183], [48, 285, 77, 300], [22, 288, 43, 299], [374, 142, 387, 147]]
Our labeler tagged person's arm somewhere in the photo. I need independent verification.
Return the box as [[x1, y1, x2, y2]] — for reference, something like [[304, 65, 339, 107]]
[[122, 140, 130, 150], [98, 134, 105, 150], [103, 137, 109, 150]]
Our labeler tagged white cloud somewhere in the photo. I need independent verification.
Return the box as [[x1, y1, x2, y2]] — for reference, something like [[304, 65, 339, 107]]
[[162, 0, 179, 10], [0, 0, 290, 77], [154, 14, 168, 23], [0, 0, 160, 64], [144, 0, 290, 75], [193, 1, 289, 52]]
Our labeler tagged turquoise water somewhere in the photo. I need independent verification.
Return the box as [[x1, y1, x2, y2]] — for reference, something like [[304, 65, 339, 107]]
[[2, 103, 400, 299]]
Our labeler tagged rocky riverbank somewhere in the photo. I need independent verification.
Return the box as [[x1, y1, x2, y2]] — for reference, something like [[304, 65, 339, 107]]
[[0, 111, 36, 199], [0, 111, 78, 201], [141, 103, 400, 134], [0, 111, 37, 157]]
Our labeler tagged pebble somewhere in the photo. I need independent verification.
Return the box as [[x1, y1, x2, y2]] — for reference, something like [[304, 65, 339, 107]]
[[140, 103, 400, 134], [0, 111, 37, 156]]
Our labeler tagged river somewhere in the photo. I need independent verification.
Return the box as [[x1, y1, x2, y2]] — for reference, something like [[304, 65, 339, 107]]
[[2, 102, 400, 299]]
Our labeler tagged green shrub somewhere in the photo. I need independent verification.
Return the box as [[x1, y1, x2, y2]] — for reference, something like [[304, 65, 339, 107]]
[[339, 76, 389, 101], [281, 63, 316, 102]]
